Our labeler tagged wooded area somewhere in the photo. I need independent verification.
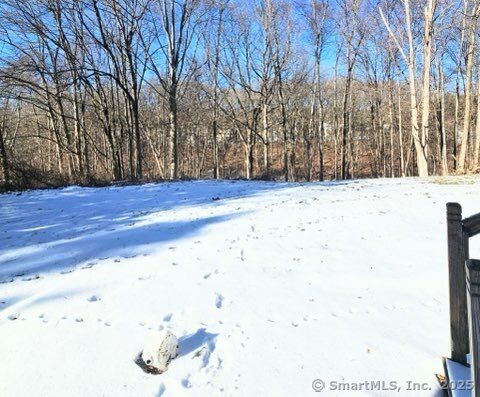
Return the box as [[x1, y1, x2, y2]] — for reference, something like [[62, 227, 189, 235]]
[[0, 0, 479, 189]]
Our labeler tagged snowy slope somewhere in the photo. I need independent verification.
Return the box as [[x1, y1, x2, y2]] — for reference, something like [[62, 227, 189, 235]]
[[0, 177, 479, 396]]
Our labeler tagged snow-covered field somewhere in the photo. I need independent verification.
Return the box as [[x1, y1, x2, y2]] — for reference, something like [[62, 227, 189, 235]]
[[1, 177, 479, 396]]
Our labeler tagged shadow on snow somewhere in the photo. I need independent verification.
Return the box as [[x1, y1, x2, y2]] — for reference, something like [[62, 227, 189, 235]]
[[0, 179, 353, 279]]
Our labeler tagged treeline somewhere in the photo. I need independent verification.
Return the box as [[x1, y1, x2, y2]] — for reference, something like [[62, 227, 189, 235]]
[[0, 0, 478, 189]]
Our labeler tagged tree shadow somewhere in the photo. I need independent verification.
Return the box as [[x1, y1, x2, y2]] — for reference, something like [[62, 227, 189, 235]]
[[0, 288, 84, 321], [0, 179, 354, 279], [0, 213, 242, 278], [0, 293, 29, 312]]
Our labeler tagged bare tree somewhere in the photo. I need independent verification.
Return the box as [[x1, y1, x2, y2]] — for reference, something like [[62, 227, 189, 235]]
[[380, 0, 437, 177], [458, 1, 480, 172], [1, 0, 480, 190], [146, 0, 203, 179]]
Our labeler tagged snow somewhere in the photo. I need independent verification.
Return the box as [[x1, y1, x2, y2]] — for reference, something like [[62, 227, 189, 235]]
[[0, 177, 479, 396], [444, 358, 471, 397]]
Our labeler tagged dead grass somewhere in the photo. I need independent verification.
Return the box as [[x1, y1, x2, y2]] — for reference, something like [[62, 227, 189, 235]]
[[430, 175, 480, 185]]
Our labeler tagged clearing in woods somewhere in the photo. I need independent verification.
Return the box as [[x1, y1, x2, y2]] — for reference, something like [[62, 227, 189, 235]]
[[0, 177, 479, 396]]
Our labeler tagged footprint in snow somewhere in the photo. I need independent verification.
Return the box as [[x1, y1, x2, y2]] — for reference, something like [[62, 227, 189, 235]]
[[157, 384, 166, 396], [181, 376, 192, 388], [8, 313, 19, 321], [215, 293, 224, 309], [87, 295, 100, 302], [163, 313, 173, 322]]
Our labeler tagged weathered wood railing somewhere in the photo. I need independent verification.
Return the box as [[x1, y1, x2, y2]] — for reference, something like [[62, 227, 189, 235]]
[[447, 203, 480, 395], [467, 259, 480, 396]]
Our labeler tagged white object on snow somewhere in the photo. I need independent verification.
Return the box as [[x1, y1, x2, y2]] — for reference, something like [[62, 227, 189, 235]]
[[141, 330, 179, 373]]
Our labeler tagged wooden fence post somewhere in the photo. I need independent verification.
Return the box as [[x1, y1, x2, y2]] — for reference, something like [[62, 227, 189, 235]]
[[466, 259, 480, 396], [447, 202, 469, 364]]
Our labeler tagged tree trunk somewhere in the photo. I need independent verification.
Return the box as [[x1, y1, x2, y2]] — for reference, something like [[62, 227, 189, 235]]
[[388, 79, 395, 177], [458, 5, 480, 172], [420, 0, 436, 169], [341, 77, 351, 180], [168, 89, 179, 180], [212, 118, 219, 179], [474, 77, 480, 169], [262, 103, 270, 178], [397, 82, 405, 177], [437, 61, 448, 175], [0, 118, 10, 190]]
